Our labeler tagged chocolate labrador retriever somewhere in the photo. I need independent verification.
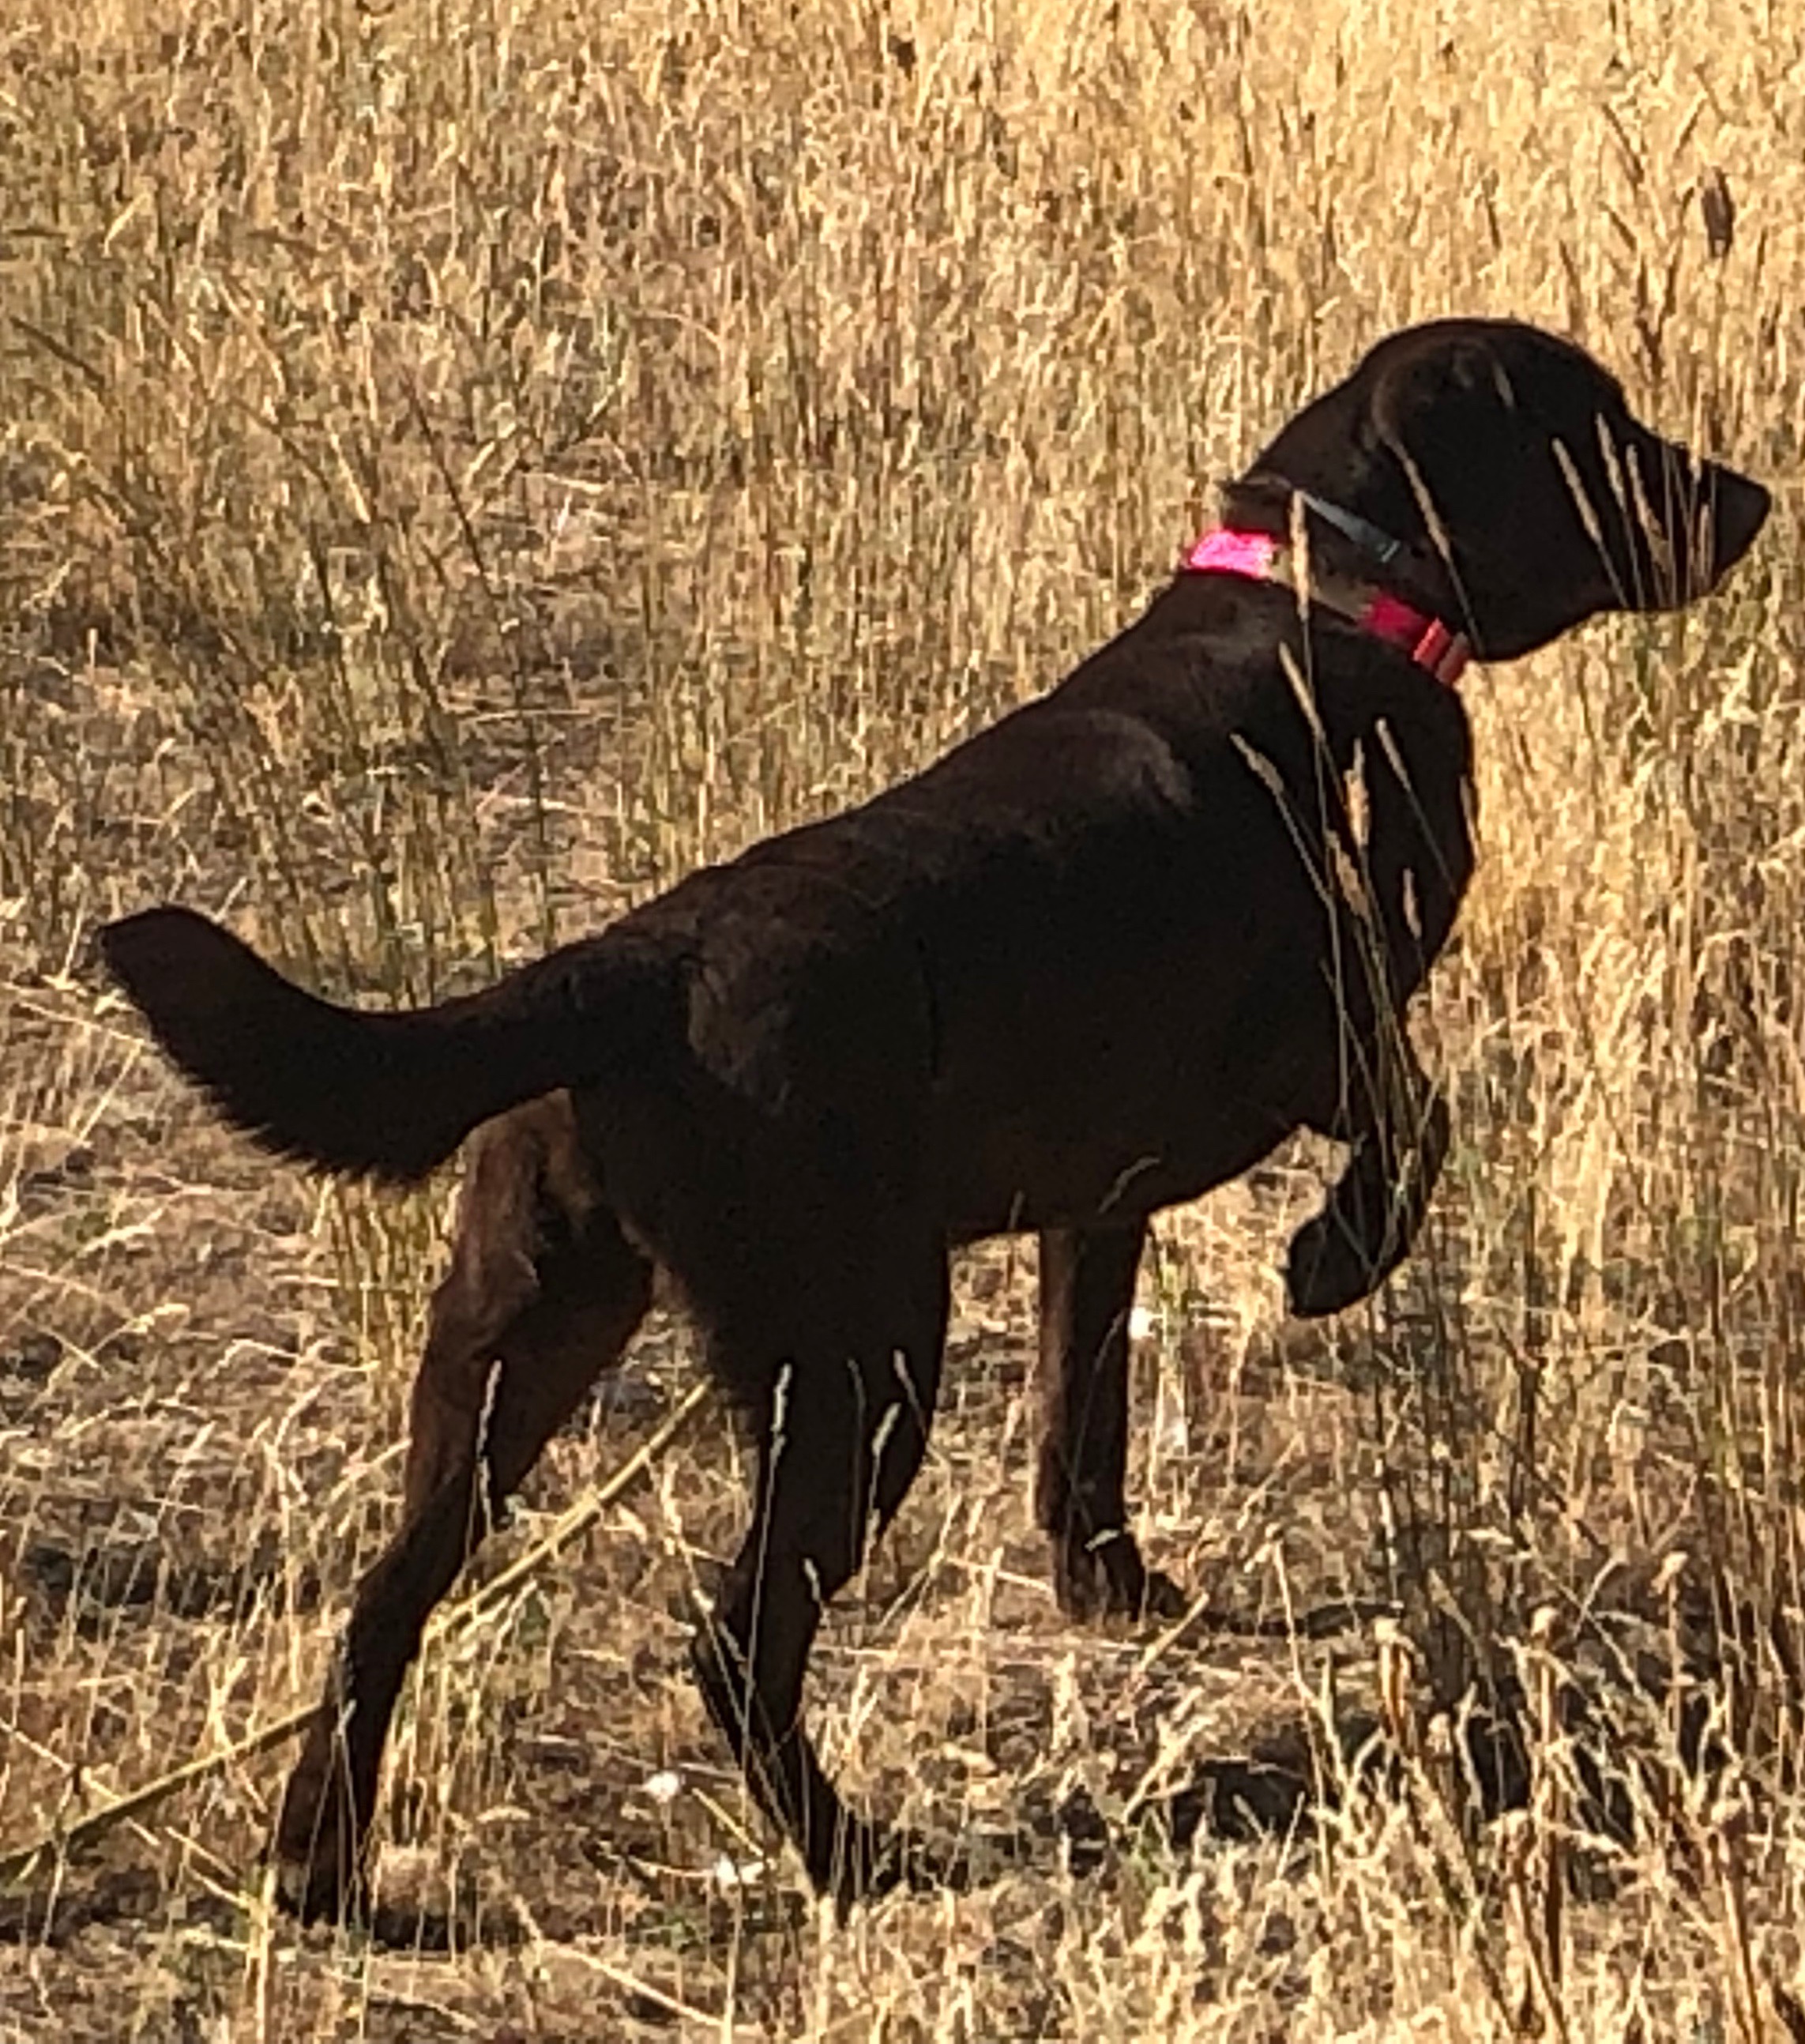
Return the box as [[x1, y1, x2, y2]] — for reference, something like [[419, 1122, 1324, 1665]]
[[100, 318, 1768, 1913]]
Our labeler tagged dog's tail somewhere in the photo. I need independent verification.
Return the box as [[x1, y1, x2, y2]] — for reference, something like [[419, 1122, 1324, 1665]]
[[99, 906, 674, 1184]]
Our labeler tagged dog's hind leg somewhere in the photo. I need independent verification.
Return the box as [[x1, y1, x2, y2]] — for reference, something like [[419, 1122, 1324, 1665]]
[[1285, 1032, 1450, 1319], [275, 1094, 653, 1922], [1033, 1222, 1185, 1623], [689, 1226, 950, 1907]]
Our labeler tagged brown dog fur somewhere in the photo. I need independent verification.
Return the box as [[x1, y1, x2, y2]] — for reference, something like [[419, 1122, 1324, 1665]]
[[100, 319, 1769, 1911]]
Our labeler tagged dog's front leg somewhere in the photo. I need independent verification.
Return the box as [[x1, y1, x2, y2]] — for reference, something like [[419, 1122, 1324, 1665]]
[[1035, 1222, 1186, 1623], [1284, 1036, 1450, 1319]]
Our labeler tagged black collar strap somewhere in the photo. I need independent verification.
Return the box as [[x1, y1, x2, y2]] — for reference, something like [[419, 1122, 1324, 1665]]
[[1185, 491, 1471, 688]]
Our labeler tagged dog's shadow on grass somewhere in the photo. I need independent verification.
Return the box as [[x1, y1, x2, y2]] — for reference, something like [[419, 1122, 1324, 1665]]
[[0, 1861, 477, 1956], [0, 1865, 245, 1950], [0, 1854, 811, 1959], [0, 1673, 1685, 1955], [0, 1704, 1537, 1958], [1044, 1703, 1542, 1880], [1050, 1676, 1732, 1912]]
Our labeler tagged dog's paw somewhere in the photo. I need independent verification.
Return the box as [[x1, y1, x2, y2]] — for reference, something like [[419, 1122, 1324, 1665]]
[[1284, 1213, 1391, 1319], [829, 1824, 1025, 1914], [1053, 1530, 1187, 1627], [273, 1849, 371, 1929], [815, 1820, 950, 1916], [1135, 1566, 1191, 1623], [273, 1737, 374, 1928]]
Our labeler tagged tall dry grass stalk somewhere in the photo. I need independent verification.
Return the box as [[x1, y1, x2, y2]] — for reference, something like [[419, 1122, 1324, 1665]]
[[4, 0, 1805, 2035]]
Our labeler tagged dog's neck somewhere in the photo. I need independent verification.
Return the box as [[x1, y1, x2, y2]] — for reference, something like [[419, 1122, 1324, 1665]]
[[1193, 476, 1471, 687]]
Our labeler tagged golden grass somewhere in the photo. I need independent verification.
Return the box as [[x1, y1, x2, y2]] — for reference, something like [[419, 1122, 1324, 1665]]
[[4, 0, 1805, 2034]]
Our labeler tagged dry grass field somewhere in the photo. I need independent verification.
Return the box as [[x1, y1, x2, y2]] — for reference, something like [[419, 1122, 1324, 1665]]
[[5, 0, 1805, 2034]]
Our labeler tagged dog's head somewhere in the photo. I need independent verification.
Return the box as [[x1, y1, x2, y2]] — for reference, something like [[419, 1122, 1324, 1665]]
[[1244, 318, 1769, 661]]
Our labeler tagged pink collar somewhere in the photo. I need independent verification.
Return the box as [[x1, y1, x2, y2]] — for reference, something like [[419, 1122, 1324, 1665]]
[[1186, 526, 1470, 688]]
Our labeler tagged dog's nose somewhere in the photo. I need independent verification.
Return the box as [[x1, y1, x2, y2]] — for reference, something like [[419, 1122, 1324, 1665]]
[[1706, 463, 1771, 582]]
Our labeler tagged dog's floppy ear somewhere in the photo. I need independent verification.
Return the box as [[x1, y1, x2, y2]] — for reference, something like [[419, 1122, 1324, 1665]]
[[1365, 337, 1528, 534]]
